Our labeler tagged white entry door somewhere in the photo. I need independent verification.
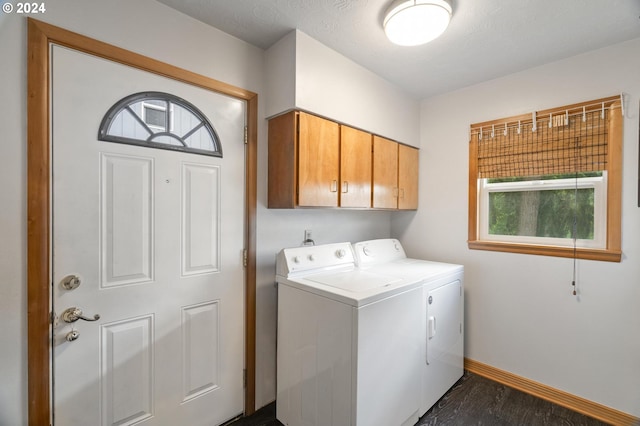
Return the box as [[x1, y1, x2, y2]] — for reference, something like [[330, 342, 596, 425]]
[[51, 45, 246, 426]]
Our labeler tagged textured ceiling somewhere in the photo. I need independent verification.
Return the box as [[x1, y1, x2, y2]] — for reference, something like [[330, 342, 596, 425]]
[[155, 0, 640, 99]]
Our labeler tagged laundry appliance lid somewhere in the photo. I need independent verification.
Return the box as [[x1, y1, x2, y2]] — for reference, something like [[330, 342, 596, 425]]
[[306, 270, 403, 292]]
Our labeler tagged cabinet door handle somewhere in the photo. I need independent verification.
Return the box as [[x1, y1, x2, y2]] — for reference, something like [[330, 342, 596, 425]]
[[399, 188, 405, 199], [393, 187, 399, 198], [330, 180, 338, 192], [342, 181, 349, 193]]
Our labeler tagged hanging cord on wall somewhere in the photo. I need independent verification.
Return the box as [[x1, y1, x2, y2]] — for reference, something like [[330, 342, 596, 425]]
[[572, 171, 578, 296], [571, 115, 579, 296]]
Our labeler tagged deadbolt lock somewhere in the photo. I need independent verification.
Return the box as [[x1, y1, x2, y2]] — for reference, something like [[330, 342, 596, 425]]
[[61, 274, 81, 290]]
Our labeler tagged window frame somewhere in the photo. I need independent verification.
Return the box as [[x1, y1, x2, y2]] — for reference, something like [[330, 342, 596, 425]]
[[468, 97, 622, 262], [141, 100, 173, 132], [478, 174, 607, 249]]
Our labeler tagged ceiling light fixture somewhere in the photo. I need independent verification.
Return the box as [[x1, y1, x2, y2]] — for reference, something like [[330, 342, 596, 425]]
[[383, 0, 452, 47]]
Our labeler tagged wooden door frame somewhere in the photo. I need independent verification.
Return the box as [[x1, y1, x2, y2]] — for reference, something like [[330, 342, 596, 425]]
[[27, 18, 257, 425]]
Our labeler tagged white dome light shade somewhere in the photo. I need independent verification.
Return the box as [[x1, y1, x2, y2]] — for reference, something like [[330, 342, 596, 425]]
[[384, 0, 452, 46]]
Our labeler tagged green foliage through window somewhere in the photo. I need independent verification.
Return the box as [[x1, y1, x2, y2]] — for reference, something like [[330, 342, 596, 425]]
[[488, 187, 594, 239]]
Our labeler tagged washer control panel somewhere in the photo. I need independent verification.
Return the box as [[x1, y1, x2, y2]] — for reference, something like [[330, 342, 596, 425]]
[[353, 239, 407, 267], [276, 242, 355, 276]]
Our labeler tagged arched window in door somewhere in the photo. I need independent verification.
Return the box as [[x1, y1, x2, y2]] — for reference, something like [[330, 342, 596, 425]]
[[98, 91, 223, 157]]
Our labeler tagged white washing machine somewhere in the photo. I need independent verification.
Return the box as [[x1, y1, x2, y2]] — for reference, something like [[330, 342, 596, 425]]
[[353, 239, 464, 417], [276, 242, 422, 426]]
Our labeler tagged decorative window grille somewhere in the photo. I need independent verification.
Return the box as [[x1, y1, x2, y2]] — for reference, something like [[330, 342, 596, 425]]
[[98, 92, 222, 157]]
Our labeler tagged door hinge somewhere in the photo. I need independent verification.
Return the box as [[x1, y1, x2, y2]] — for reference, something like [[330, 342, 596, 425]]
[[243, 249, 248, 268], [244, 126, 248, 144]]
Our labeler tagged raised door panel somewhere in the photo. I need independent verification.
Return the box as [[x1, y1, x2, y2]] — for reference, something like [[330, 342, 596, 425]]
[[398, 144, 419, 210], [372, 135, 398, 209], [298, 112, 340, 207], [340, 126, 372, 208]]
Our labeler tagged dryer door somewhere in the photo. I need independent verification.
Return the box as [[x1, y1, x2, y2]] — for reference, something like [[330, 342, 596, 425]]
[[426, 279, 462, 364], [423, 279, 464, 414]]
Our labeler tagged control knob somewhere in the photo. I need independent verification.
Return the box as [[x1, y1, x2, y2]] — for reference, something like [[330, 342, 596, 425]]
[[335, 249, 346, 258]]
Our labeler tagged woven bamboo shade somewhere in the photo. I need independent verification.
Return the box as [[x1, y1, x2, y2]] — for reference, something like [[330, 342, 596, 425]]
[[470, 97, 619, 179]]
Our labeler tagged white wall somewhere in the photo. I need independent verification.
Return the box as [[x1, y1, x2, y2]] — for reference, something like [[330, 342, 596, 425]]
[[392, 38, 640, 417], [0, 1, 394, 424], [295, 31, 420, 146], [0, 10, 27, 426], [265, 31, 296, 120], [266, 30, 420, 147]]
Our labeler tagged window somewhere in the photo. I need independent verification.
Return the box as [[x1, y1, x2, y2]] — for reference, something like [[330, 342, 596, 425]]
[[468, 96, 622, 262], [141, 100, 172, 131], [480, 173, 606, 248], [98, 92, 222, 157]]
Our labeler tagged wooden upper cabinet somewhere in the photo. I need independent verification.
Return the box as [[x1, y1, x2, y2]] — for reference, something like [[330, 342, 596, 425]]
[[268, 110, 417, 210], [373, 136, 419, 210], [398, 144, 419, 209], [340, 125, 372, 208], [372, 135, 399, 209], [298, 112, 340, 206], [268, 111, 339, 208], [268, 111, 297, 208]]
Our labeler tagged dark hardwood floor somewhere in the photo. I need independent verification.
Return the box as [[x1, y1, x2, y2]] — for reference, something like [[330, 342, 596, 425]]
[[230, 372, 611, 426], [415, 372, 609, 426]]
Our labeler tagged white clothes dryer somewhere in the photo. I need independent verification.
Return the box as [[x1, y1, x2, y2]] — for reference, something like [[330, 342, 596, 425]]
[[353, 239, 464, 417], [275, 242, 422, 426]]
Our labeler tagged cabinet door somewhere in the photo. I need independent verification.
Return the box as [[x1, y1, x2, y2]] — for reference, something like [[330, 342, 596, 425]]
[[398, 144, 419, 209], [372, 135, 398, 209], [298, 112, 340, 207], [340, 126, 372, 208], [268, 111, 297, 208]]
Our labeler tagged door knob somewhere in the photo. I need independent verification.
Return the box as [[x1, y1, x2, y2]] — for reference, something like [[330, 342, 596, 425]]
[[61, 307, 100, 323]]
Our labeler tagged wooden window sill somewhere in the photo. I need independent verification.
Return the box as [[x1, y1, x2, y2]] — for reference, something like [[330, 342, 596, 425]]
[[468, 240, 622, 262]]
